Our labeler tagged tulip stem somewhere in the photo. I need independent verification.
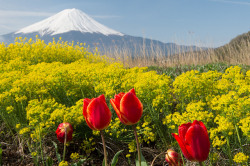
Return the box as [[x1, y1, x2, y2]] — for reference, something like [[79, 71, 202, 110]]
[[100, 130, 108, 166], [63, 128, 67, 161], [133, 125, 141, 166], [150, 151, 165, 166], [199, 162, 204, 166]]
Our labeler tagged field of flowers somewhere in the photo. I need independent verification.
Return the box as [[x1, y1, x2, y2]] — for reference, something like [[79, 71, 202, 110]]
[[0, 37, 249, 165]]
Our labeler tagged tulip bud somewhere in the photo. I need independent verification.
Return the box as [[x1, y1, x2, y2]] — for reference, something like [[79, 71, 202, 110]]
[[110, 88, 143, 125], [56, 122, 73, 143], [172, 120, 210, 162], [165, 149, 183, 166], [83, 94, 112, 130]]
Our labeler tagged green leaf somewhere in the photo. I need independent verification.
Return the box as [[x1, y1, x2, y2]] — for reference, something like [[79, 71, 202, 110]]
[[71, 159, 86, 166], [102, 158, 105, 166], [111, 150, 123, 166], [0, 144, 2, 166], [45, 157, 53, 166], [136, 152, 148, 166], [52, 141, 61, 162], [78, 159, 86, 164]]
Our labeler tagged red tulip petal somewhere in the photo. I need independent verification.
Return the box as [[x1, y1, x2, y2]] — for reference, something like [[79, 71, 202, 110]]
[[87, 97, 112, 130], [83, 98, 91, 117], [172, 133, 195, 161], [165, 149, 183, 166], [98, 94, 106, 103], [111, 92, 129, 124], [110, 98, 123, 123], [178, 122, 192, 142], [129, 88, 136, 95], [111, 93, 123, 111], [185, 121, 210, 162], [119, 113, 134, 125], [198, 121, 209, 137], [67, 129, 73, 141], [120, 91, 143, 125], [110, 98, 119, 112], [56, 123, 73, 143], [116, 92, 125, 99], [85, 116, 97, 130], [83, 99, 94, 129], [56, 132, 65, 143]]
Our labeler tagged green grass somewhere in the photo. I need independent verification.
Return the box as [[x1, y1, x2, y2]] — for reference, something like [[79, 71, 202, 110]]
[[147, 63, 250, 79]]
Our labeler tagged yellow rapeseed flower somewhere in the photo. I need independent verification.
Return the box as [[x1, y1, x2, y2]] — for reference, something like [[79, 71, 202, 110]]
[[233, 152, 249, 164]]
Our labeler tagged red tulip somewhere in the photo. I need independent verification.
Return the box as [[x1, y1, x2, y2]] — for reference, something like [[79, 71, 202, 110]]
[[83, 95, 112, 130], [56, 122, 73, 143], [110, 88, 143, 125], [165, 149, 183, 166], [172, 120, 210, 162]]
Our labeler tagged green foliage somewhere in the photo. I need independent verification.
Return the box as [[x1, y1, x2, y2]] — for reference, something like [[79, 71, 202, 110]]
[[136, 152, 148, 166], [0, 144, 2, 166], [111, 150, 123, 166], [52, 141, 61, 163], [71, 159, 87, 166], [148, 63, 250, 79], [45, 157, 53, 166]]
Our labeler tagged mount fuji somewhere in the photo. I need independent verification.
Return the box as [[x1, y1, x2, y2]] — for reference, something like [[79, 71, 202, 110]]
[[1, 8, 199, 55], [15, 8, 124, 36]]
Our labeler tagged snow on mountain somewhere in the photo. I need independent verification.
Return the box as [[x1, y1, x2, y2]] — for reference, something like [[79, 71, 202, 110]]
[[15, 8, 124, 36]]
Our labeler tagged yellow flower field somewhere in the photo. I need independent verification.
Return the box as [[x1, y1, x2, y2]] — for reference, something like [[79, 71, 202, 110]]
[[0, 38, 249, 165]]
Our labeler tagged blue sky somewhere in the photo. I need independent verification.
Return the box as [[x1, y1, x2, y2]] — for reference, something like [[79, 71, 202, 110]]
[[0, 0, 250, 47]]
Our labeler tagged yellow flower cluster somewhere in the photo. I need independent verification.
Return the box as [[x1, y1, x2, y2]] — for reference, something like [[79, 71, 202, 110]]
[[173, 70, 221, 103], [31, 152, 37, 157], [238, 114, 250, 139], [209, 115, 234, 148], [233, 152, 249, 164], [58, 161, 69, 166], [16, 123, 21, 129], [128, 140, 137, 153], [163, 101, 213, 130], [139, 115, 156, 143], [81, 137, 96, 156], [70, 152, 80, 161], [19, 127, 30, 135], [105, 117, 130, 138], [210, 152, 219, 163]]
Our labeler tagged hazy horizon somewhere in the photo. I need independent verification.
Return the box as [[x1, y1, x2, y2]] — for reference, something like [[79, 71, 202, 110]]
[[1, 0, 250, 47]]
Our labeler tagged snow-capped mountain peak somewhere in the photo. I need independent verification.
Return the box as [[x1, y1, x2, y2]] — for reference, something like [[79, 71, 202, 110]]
[[15, 8, 124, 36]]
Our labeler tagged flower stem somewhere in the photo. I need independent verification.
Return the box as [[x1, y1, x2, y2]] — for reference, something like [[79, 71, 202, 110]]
[[199, 162, 203, 166], [226, 136, 233, 165], [150, 151, 165, 166], [235, 124, 243, 152], [63, 128, 67, 161], [100, 130, 108, 166], [133, 125, 141, 166], [38, 127, 44, 166]]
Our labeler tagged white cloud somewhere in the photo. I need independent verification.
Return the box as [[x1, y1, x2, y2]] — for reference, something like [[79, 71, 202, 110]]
[[0, 10, 54, 17], [209, 0, 250, 5], [0, 10, 120, 19], [0, 10, 54, 34], [0, 24, 18, 35]]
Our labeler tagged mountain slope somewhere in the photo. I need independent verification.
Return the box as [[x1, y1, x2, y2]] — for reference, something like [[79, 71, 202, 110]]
[[214, 31, 250, 61], [15, 8, 123, 36]]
